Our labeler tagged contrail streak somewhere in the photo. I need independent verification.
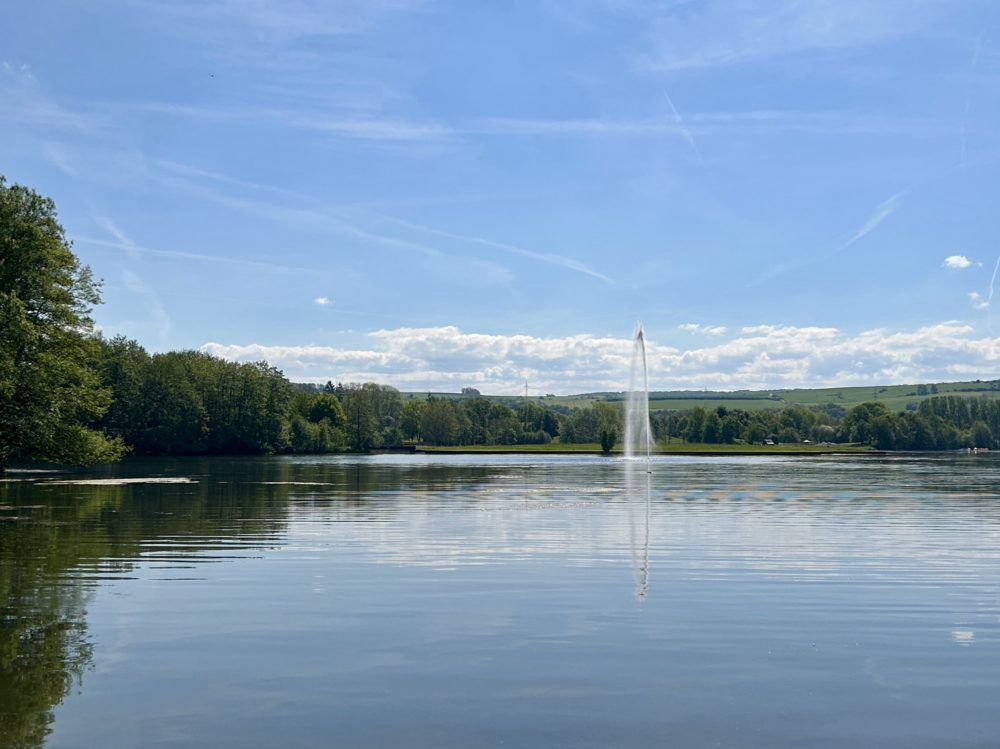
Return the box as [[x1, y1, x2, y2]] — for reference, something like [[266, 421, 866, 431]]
[[960, 31, 985, 166], [986, 255, 1000, 306], [76, 236, 323, 275], [839, 193, 902, 251], [377, 215, 616, 284], [663, 90, 704, 164]]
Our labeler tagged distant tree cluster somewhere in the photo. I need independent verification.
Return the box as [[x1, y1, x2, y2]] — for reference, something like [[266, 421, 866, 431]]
[[93, 339, 292, 455], [651, 398, 1000, 450], [842, 397, 1000, 450], [396, 397, 559, 446], [651, 405, 836, 446]]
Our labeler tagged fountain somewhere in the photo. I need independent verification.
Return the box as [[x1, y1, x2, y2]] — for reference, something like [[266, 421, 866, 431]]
[[624, 323, 652, 600], [624, 322, 653, 465]]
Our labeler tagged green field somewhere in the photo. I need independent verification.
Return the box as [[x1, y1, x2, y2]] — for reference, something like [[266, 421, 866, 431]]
[[404, 379, 1000, 414]]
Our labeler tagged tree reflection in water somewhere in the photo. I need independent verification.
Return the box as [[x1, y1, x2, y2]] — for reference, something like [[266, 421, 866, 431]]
[[1, 482, 100, 749]]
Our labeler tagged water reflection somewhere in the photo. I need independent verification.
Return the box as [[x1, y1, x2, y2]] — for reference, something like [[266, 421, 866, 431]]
[[0, 464, 290, 748], [1, 454, 999, 748], [624, 459, 651, 601], [0, 511, 92, 749]]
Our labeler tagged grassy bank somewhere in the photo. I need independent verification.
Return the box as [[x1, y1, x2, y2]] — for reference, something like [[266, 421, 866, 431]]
[[415, 443, 876, 455]]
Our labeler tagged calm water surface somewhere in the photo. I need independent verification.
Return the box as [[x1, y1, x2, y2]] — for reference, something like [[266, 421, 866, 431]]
[[2, 454, 999, 748]]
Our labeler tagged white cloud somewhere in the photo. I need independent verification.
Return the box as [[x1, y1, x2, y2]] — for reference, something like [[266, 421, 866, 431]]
[[314, 296, 331, 306], [200, 322, 1000, 393], [678, 323, 727, 336], [969, 292, 988, 309], [945, 255, 972, 269]]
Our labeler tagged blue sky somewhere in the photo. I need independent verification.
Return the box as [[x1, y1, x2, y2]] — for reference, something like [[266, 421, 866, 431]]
[[3, 0, 1000, 393]]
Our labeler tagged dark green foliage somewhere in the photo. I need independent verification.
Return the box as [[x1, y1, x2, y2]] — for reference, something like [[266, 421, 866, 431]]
[[0, 177, 125, 468], [288, 415, 344, 453], [308, 394, 345, 427], [600, 429, 615, 453], [463, 398, 521, 445], [400, 399, 426, 441], [287, 391, 346, 453], [419, 397, 466, 446], [133, 352, 210, 454], [560, 402, 620, 443], [831, 396, 1000, 449], [339, 383, 403, 451], [93, 342, 293, 455], [516, 402, 560, 438], [521, 429, 552, 445]]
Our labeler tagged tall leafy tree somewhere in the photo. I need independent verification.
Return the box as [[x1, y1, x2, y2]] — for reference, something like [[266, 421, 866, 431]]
[[0, 177, 124, 469], [341, 384, 379, 451]]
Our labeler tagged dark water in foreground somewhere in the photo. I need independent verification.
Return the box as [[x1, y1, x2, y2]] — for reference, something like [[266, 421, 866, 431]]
[[2, 454, 999, 748]]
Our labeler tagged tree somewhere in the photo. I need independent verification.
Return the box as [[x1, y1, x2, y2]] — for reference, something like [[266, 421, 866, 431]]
[[970, 420, 993, 449], [420, 398, 461, 446], [0, 177, 124, 469], [131, 353, 209, 454], [341, 384, 379, 451], [840, 402, 892, 444], [400, 399, 426, 441], [871, 415, 898, 450], [92, 335, 151, 441], [702, 412, 722, 443], [560, 403, 620, 444], [308, 394, 345, 427]]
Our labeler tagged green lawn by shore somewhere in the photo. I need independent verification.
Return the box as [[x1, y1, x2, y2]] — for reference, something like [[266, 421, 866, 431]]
[[415, 442, 876, 455]]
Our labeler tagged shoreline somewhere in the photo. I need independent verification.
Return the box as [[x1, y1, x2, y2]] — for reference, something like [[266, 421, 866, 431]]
[[411, 447, 886, 457]]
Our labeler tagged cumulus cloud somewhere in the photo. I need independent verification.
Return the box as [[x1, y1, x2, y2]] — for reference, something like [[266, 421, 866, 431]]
[[678, 323, 727, 336], [314, 296, 331, 306], [944, 255, 972, 269], [201, 322, 1000, 393]]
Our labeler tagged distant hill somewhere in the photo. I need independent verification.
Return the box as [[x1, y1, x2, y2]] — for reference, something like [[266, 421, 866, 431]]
[[390, 379, 1000, 414]]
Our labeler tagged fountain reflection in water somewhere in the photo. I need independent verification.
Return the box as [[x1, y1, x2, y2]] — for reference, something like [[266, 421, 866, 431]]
[[624, 323, 652, 600]]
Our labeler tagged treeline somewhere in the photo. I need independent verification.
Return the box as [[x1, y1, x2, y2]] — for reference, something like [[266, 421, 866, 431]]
[[87, 339, 1000, 456], [651, 397, 1000, 450], [89, 336, 572, 454], [652, 405, 837, 445], [840, 398, 1000, 450]]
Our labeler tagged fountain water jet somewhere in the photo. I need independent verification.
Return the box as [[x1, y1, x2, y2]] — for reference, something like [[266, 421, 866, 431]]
[[624, 322, 653, 466]]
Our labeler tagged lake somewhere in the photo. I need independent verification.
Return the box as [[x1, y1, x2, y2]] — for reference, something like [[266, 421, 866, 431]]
[[2, 453, 999, 748]]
